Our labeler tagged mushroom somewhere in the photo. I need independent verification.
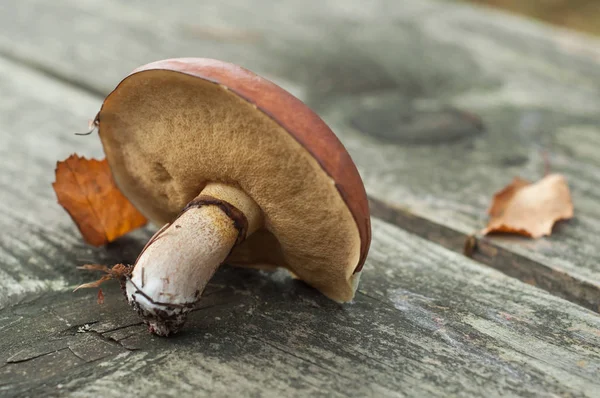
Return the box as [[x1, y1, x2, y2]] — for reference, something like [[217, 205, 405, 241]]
[[95, 58, 371, 336]]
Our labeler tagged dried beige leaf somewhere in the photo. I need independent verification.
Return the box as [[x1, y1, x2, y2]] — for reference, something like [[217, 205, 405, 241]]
[[482, 174, 574, 238]]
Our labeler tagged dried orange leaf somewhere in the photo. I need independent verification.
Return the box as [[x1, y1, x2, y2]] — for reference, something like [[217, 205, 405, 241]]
[[482, 174, 573, 238], [97, 288, 105, 305], [53, 154, 147, 246]]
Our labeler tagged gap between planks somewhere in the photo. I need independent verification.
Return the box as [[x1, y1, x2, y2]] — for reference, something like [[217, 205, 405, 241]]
[[369, 197, 600, 314]]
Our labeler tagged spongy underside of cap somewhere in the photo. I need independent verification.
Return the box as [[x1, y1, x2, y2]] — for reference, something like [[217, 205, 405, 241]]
[[98, 70, 361, 302]]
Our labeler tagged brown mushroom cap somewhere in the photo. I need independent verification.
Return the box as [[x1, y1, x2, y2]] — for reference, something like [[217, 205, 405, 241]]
[[97, 58, 371, 302]]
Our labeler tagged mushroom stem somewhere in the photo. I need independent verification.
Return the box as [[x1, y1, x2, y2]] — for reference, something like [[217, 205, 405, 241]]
[[125, 183, 262, 336]]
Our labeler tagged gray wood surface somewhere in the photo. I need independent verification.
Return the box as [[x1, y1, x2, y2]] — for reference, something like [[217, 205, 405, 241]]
[[0, 56, 105, 307], [0, 51, 599, 398], [1, 1, 600, 397], [2, 220, 600, 397], [0, 0, 599, 310]]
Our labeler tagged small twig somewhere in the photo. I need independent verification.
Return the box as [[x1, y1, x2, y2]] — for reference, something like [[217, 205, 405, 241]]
[[542, 149, 551, 176], [74, 113, 100, 136], [463, 234, 477, 258], [73, 263, 133, 292]]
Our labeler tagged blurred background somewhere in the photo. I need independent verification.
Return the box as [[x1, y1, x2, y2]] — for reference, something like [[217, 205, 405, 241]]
[[462, 0, 600, 36]]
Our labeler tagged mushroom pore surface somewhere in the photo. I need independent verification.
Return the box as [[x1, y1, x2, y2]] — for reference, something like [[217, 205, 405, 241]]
[[99, 70, 362, 301]]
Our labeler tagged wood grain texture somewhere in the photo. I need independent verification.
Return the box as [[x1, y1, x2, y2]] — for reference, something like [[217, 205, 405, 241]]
[[0, 0, 598, 308], [1, 219, 599, 397], [0, 56, 152, 308], [0, 46, 598, 397]]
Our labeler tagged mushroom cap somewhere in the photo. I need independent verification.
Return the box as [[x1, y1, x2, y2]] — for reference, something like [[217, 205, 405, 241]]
[[97, 58, 371, 302]]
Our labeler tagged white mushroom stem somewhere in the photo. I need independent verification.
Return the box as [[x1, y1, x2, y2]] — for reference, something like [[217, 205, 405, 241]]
[[125, 183, 262, 336]]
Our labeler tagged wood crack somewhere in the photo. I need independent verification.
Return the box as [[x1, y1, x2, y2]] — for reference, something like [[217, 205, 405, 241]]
[[89, 330, 135, 351], [6, 347, 70, 364], [66, 345, 86, 362], [95, 322, 144, 335]]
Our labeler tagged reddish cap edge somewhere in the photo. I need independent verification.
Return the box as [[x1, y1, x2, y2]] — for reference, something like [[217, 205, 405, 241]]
[[98, 58, 371, 273]]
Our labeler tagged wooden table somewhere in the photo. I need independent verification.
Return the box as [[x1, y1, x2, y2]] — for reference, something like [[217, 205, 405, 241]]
[[1, 0, 599, 396]]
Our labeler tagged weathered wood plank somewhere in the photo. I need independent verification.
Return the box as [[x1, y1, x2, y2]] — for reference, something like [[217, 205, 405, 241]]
[[0, 0, 599, 309], [0, 46, 599, 397], [1, 219, 599, 397], [0, 55, 153, 307]]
